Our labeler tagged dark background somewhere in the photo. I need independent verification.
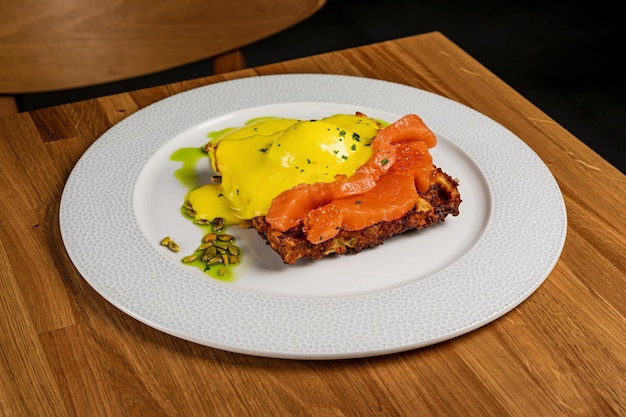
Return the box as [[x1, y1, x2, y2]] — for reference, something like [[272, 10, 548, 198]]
[[17, 0, 625, 173]]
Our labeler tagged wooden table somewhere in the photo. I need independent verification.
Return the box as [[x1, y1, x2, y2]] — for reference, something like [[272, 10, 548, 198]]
[[1, 32, 624, 417]]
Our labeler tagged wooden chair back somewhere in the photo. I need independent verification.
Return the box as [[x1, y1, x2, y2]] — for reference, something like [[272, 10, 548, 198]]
[[0, 0, 325, 114]]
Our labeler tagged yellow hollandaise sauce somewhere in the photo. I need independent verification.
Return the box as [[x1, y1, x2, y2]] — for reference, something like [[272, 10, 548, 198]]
[[186, 113, 383, 225]]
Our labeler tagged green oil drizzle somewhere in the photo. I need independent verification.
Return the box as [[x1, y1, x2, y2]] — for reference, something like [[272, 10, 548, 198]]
[[183, 256, 235, 282], [169, 142, 240, 281], [170, 146, 207, 189]]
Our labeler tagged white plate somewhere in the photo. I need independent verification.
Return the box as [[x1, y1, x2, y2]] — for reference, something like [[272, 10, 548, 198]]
[[60, 74, 567, 359]]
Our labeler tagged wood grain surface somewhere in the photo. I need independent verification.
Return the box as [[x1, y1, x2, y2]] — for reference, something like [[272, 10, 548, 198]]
[[0, 32, 624, 417]]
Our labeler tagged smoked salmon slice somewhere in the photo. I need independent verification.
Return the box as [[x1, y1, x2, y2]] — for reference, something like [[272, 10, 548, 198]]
[[265, 113, 437, 234], [303, 172, 419, 243], [389, 140, 434, 193], [376, 113, 437, 147]]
